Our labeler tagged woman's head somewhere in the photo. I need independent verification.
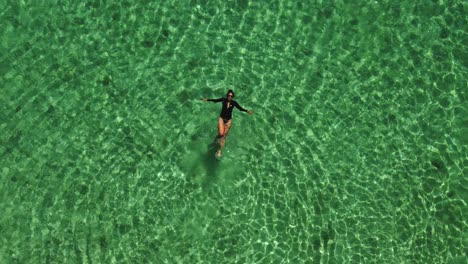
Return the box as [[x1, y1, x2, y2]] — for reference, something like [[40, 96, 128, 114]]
[[226, 89, 235, 100]]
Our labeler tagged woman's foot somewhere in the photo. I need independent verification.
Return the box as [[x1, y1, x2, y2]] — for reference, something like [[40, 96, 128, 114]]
[[216, 149, 222, 158]]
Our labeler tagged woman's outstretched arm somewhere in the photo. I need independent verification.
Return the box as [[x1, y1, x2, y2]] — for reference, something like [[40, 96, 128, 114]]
[[234, 101, 253, 115], [201, 98, 223, 102]]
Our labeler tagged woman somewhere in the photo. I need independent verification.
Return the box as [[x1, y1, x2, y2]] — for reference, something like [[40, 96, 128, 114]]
[[202, 89, 253, 158]]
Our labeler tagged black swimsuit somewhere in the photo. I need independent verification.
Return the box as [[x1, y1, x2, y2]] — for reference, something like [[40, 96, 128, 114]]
[[207, 97, 248, 123]]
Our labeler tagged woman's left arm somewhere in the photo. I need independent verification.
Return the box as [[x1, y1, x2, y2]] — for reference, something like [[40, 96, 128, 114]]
[[235, 102, 253, 115]]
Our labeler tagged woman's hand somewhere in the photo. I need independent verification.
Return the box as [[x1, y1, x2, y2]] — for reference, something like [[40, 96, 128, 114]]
[[247, 110, 254, 115], [201, 98, 208, 101]]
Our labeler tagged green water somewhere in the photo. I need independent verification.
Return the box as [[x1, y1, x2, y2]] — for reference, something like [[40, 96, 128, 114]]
[[1, 0, 467, 263]]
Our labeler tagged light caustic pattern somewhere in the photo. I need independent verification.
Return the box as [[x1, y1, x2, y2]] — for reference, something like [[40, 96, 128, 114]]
[[0, 0, 466, 263]]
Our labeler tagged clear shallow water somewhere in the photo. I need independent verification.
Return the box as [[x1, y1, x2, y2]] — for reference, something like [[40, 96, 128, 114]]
[[0, 0, 467, 263]]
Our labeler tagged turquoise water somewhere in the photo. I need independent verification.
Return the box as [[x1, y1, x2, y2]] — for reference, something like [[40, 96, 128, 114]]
[[1, 0, 467, 263]]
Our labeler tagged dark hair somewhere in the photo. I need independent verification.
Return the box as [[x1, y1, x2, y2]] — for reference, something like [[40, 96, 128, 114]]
[[227, 89, 235, 97]]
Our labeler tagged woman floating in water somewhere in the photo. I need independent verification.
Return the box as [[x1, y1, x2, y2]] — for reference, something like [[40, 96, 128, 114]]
[[202, 89, 253, 158]]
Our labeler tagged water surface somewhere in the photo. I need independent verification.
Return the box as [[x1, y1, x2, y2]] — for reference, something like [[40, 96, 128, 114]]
[[0, 0, 467, 263]]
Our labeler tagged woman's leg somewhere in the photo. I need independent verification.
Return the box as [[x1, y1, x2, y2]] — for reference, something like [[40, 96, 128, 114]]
[[217, 120, 232, 155], [213, 117, 224, 142]]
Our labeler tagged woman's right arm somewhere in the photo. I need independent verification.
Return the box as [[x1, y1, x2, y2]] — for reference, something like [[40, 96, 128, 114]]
[[202, 98, 223, 102]]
